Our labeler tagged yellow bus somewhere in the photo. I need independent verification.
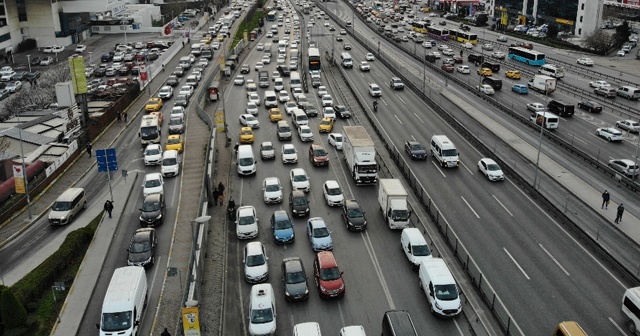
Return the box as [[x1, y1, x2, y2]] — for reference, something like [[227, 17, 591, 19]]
[[411, 21, 429, 34], [450, 30, 478, 44]]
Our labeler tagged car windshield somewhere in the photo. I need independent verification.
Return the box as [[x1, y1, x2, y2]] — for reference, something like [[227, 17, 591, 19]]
[[312, 227, 329, 238], [391, 209, 410, 221], [434, 284, 459, 301], [52, 201, 72, 211], [169, 118, 182, 126], [239, 214, 255, 225], [487, 163, 501, 171], [286, 270, 305, 284], [162, 158, 177, 166], [265, 183, 280, 192], [262, 144, 273, 151], [245, 116, 256, 121], [327, 187, 341, 196], [292, 196, 307, 206], [146, 148, 160, 155], [411, 144, 424, 151], [250, 308, 273, 324], [142, 199, 161, 211], [283, 147, 295, 154], [274, 218, 292, 230], [246, 253, 265, 267], [145, 179, 161, 188], [241, 130, 252, 135], [167, 138, 181, 145], [239, 158, 253, 166], [130, 240, 151, 253], [101, 311, 132, 332], [442, 149, 458, 157], [293, 174, 307, 182], [333, 136, 342, 142], [314, 149, 327, 156], [319, 266, 341, 281], [301, 128, 311, 134], [412, 244, 431, 256], [347, 207, 363, 218]]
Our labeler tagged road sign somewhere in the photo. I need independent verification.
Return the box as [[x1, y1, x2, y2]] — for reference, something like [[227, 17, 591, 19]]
[[96, 148, 118, 172]]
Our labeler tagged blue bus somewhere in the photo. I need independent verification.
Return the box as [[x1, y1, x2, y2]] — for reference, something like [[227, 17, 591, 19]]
[[508, 47, 546, 66], [266, 10, 277, 21]]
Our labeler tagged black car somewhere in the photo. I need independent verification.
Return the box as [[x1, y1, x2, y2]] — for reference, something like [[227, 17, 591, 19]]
[[304, 104, 318, 117], [240, 64, 250, 74], [30, 57, 42, 66], [173, 67, 185, 77], [439, 20, 447, 26], [393, 35, 402, 43], [139, 193, 165, 227], [0, 89, 9, 101], [147, 52, 159, 61], [12, 71, 27, 81], [282, 257, 309, 301], [289, 190, 310, 217], [277, 65, 290, 77], [577, 100, 603, 113], [174, 94, 189, 107], [131, 66, 140, 75], [333, 105, 351, 118], [405, 140, 427, 159], [165, 75, 180, 87], [118, 67, 131, 76], [343, 43, 352, 50], [93, 67, 107, 77], [336, 36, 344, 42], [342, 199, 367, 231], [127, 228, 157, 267], [101, 53, 113, 62]]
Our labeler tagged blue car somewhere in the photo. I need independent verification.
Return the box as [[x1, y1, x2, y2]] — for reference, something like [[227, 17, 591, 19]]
[[512, 84, 528, 94], [307, 217, 333, 251], [271, 210, 294, 244]]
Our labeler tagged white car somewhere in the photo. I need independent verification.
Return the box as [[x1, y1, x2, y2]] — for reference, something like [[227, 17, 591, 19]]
[[285, 101, 298, 115], [260, 141, 275, 160], [179, 85, 194, 98], [365, 53, 375, 61], [422, 41, 433, 48], [368, 83, 382, 97], [274, 78, 284, 91], [262, 56, 272, 64], [321, 94, 333, 107], [322, 180, 344, 206], [328, 133, 343, 150], [244, 242, 269, 283], [248, 93, 261, 106], [437, 45, 449, 51], [291, 87, 304, 100], [577, 57, 594, 66], [281, 144, 298, 163], [359, 61, 371, 71], [171, 106, 185, 119], [113, 52, 125, 62], [589, 80, 610, 88], [596, 127, 623, 142], [462, 42, 473, 49], [317, 86, 328, 97], [290, 168, 310, 192], [158, 86, 173, 99], [491, 51, 506, 59], [255, 61, 264, 70], [144, 144, 163, 166], [617, 50, 626, 57], [246, 102, 259, 115], [239, 114, 260, 128], [457, 65, 470, 74], [477, 158, 505, 181], [52, 46, 65, 53], [142, 173, 164, 196], [323, 107, 336, 119], [442, 48, 455, 56], [74, 45, 87, 53], [236, 205, 259, 239], [234, 75, 245, 85], [432, 51, 441, 59], [616, 120, 640, 133], [263, 177, 283, 203], [527, 102, 546, 112], [277, 56, 286, 65], [478, 84, 495, 95], [298, 125, 314, 142], [278, 90, 290, 103], [40, 57, 54, 66]]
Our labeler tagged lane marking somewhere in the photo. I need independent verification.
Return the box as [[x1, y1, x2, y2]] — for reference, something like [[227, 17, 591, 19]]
[[362, 230, 396, 309], [539, 244, 570, 276], [461, 161, 473, 175], [413, 112, 425, 125], [503, 247, 531, 280], [460, 196, 480, 218], [609, 317, 627, 335], [394, 114, 403, 124], [492, 195, 514, 217]]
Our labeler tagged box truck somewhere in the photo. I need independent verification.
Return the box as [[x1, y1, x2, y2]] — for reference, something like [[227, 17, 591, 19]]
[[342, 126, 378, 184], [527, 75, 556, 94], [378, 179, 411, 229]]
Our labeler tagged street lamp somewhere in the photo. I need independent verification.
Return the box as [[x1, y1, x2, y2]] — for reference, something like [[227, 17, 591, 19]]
[[27, 55, 31, 73], [191, 216, 211, 251], [533, 82, 549, 189]]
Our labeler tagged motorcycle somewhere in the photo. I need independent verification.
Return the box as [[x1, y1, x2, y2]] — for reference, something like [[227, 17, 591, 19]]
[[227, 200, 236, 221]]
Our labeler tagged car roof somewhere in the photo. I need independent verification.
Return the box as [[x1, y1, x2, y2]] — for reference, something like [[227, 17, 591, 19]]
[[238, 205, 255, 215], [245, 241, 264, 254], [283, 257, 303, 272], [273, 209, 289, 219], [144, 193, 162, 203], [145, 172, 162, 180], [345, 199, 360, 209], [324, 180, 339, 188], [309, 217, 326, 227], [316, 251, 338, 268]]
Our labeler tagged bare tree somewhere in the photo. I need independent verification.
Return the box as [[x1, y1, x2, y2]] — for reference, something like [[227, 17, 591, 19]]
[[0, 136, 9, 155], [583, 30, 616, 55]]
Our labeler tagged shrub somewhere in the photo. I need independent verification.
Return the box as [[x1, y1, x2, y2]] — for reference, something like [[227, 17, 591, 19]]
[[0, 289, 28, 328]]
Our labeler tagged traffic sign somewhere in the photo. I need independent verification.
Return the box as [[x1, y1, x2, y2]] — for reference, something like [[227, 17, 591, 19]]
[[96, 148, 118, 172]]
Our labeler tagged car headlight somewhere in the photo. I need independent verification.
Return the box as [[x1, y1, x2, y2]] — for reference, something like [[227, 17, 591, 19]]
[[435, 301, 442, 310]]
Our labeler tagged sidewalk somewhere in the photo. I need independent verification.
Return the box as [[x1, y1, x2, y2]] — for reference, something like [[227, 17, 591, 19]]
[[50, 172, 139, 336]]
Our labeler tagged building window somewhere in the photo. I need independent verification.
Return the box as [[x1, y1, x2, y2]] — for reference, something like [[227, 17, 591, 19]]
[[578, 28, 582, 35], [581, 4, 584, 10], [0, 32, 9, 43], [16, 0, 27, 21], [0, 6, 6, 16], [580, 16, 583, 23]]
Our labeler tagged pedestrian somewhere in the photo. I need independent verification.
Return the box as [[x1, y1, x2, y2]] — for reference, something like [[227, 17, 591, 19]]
[[182, 40, 186, 47], [601, 190, 610, 209], [86, 143, 92, 157], [217, 182, 225, 196], [615, 204, 625, 223], [104, 200, 114, 218], [459, 49, 463, 57], [161, 327, 171, 336], [212, 188, 219, 206], [116, 111, 121, 123], [123, 111, 128, 123], [234, 142, 239, 154], [218, 192, 224, 206]]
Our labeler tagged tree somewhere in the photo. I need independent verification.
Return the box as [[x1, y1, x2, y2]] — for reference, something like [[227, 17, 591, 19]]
[[0, 288, 28, 329], [614, 20, 632, 47], [476, 14, 488, 27], [546, 23, 559, 39], [584, 30, 616, 54]]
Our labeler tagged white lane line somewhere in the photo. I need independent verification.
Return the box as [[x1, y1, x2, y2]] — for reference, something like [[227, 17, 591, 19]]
[[503, 247, 531, 280], [362, 230, 396, 309], [411, 135, 416, 141], [609, 317, 627, 335], [539, 244, 570, 276], [461, 161, 473, 175], [453, 318, 465, 335], [460, 196, 480, 218], [492, 195, 514, 216], [397, 96, 407, 105], [413, 112, 425, 125], [394, 114, 403, 124], [431, 161, 447, 177]]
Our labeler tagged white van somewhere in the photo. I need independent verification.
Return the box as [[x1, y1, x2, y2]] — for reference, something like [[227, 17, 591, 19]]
[[294, 322, 321, 336], [290, 71, 301, 90], [530, 111, 559, 129], [48, 187, 87, 225], [190, 43, 203, 56], [340, 325, 366, 336], [617, 86, 640, 100], [538, 64, 565, 78], [237, 145, 257, 176], [178, 56, 192, 70], [264, 43, 273, 56], [623, 287, 640, 334], [341, 52, 353, 68], [418, 258, 462, 317], [401, 228, 432, 268], [430, 135, 459, 168], [264, 90, 278, 108], [98, 266, 148, 336], [292, 108, 308, 127], [161, 150, 181, 177], [249, 284, 277, 336]]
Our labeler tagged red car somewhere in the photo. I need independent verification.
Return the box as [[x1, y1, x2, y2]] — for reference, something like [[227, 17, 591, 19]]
[[441, 64, 454, 73], [453, 56, 464, 63], [313, 251, 345, 298]]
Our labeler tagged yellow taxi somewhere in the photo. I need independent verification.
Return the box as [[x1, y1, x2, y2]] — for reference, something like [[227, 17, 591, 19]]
[[269, 108, 283, 122], [477, 68, 493, 77], [505, 70, 522, 79], [217, 34, 225, 42], [165, 135, 184, 153], [145, 98, 163, 112], [201, 36, 212, 44], [150, 111, 163, 125], [318, 117, 335, 133], [239, 127, 254, 144]]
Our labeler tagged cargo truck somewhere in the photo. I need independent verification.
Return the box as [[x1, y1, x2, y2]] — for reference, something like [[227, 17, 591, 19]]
[[527, 75, 556, 94], [342, 126, 378, 184], [259, 70, 269, 88], [378, 179, 411, 229]]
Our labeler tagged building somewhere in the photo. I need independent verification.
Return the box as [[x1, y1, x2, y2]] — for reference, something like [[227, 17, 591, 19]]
[[489, 0, 604, 37]]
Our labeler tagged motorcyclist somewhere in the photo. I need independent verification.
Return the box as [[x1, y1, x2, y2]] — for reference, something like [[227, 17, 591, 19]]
[[227, 198, 236, 221], [373, 100, 378, 112]]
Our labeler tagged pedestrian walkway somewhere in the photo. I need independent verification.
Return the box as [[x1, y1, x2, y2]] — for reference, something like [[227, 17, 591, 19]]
[[50, 172, 138, 336]]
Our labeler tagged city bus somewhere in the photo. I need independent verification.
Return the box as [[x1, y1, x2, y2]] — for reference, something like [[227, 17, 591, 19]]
[[538, 64, 565, 78], [508, 47, 546, 66], [449, 30, 478, 44], [411, 21, 429, 34], [426, 26, 449, 40], [266, 10, 277, 21], [308, 47, 321, 72]]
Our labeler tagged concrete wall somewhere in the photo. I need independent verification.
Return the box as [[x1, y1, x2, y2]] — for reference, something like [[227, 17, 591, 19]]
[[575, 0, 604, 38]]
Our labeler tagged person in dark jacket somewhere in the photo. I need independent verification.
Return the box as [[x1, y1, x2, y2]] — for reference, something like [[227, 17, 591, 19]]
[[212, 188, 219, 206], [615, 204, 625, 224], [601, 190, 610, 209], [104, 200, 114, 218]]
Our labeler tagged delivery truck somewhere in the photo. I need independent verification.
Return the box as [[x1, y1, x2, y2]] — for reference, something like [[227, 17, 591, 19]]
[[378, 179, 411, 229], [97, 266, 148, 336], [527, 74, 556, 94], [342, 126, 378, 184]]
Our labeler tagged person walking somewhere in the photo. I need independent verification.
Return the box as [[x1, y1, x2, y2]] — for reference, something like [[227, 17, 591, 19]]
[[116, 111, 121, 123], [104, 200, 114, 218], [601, 190, 610, 209], [123, 111, 128, 123], [218, 191, 224, 206], [161, 328, 171, 336], [212, 188, 219, 206], [86, 143, 93, 157], [217, 182, 225, 196], [615, 204, 625, 224]]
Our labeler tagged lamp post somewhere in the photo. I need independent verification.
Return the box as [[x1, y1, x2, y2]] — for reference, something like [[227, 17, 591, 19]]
[[533, 82, 549, 189], [88, 51, 93, 65], [634, 135, 640, 180], [16, 112, 33, 220], [27, 55, 31, 73]]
